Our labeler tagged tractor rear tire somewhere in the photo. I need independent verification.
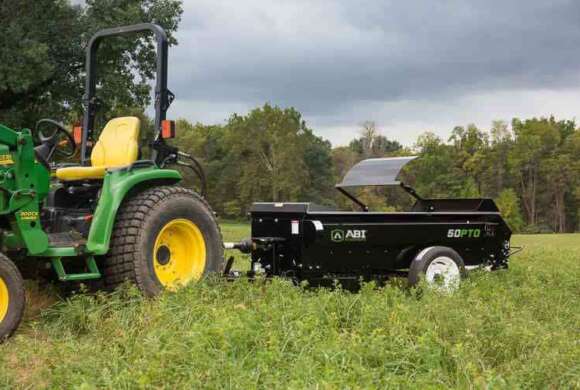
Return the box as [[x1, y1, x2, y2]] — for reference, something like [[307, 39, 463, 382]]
[[0, 253, 25, 342], [102, 186, 224, 297]]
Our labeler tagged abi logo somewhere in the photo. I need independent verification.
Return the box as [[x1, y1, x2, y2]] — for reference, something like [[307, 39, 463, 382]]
[[331, 229, 345, 242], [330, 229, 367, 242]]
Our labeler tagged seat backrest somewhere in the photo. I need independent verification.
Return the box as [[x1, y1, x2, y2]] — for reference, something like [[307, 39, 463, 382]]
[[91, 117, 141, 168]]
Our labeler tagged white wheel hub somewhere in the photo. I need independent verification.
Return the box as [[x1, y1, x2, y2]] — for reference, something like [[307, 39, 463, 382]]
[[425, 256, 461, 291]]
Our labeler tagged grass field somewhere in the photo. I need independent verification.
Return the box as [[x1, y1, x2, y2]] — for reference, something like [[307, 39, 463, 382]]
[[0, 224, 578, 389]]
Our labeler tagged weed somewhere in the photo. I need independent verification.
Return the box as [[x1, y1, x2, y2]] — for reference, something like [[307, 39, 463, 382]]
[[0, 230, 578, 389]]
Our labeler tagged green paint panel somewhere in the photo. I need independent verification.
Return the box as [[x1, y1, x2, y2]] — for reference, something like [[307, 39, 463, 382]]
[[86, 167, 181, 254], [38, 247, 78, 257], [51, 256, 101, 281], [0, 123, 181, 263], [0, 125, 50, 254]]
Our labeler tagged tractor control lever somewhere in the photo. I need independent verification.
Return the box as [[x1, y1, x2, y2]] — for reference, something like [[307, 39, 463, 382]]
[[156, 145, 207, 198], [175, 151, 207, 198]]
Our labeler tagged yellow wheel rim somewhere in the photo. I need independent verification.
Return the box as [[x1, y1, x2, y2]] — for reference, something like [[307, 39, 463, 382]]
[[153, 219, 206, 289], [0, 277, 9, 323]]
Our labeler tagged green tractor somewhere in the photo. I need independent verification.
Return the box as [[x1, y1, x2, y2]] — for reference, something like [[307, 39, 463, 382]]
[[0, 24, 224, 340]]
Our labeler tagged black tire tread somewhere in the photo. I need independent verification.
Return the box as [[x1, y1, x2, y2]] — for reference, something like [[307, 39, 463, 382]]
[[102, 186, 223, 291], [0, 253, 26, 341]]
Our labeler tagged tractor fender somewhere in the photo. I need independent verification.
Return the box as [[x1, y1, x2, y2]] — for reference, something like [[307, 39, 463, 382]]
[[86, 167, 182, 255]]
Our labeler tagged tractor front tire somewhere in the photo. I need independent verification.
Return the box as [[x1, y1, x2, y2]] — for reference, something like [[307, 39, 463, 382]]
[[0, 253, 25, 342], [103, 186, 224, 297]]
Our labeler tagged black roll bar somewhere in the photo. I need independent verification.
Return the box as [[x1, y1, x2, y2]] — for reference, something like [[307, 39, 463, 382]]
[[80, 23, 173, 165]]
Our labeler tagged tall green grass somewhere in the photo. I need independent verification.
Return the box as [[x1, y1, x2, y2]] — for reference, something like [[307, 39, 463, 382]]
[[0, 230, 578, 389]]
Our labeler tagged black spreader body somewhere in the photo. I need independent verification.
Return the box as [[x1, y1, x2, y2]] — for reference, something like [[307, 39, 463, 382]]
[[249, 199, 511, 281]]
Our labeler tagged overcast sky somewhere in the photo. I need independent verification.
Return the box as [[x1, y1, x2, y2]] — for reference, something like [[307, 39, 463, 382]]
[[166, 0, 580, 146]]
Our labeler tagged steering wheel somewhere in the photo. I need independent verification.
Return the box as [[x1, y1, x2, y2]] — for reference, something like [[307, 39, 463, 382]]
[[33, 119, 76, 169]]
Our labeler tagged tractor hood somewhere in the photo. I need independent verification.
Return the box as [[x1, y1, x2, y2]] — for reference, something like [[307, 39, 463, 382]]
[[336, 156, 417, 188]]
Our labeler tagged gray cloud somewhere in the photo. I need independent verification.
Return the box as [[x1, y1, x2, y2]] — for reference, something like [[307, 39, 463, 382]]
[[166, 0, 580, 144]]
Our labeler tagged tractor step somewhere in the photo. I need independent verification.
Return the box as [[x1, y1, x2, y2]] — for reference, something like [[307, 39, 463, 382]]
[[51, 256, 101, 282], [47, 232, 86, 248]]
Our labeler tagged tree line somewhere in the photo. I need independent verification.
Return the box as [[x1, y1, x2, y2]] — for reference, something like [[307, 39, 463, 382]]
[[2, 1, 578, 233], [0, 0, 183, 128], [174, 105, 580, 233]]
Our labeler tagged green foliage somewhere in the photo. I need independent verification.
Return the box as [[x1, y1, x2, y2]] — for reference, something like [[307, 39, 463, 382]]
[[508, 118, 559, 227], [301, 136, 336, 205], [408, 119, 579, 232], [348, 121, 402, 158], [0, 0, 83, 126], [0, 0, 183, 129], [223, 200, 242, 219], [495, 189, 525, 232], [173, 104, 335, 216], [331, 122, 406, 210], [0, 228, 578, 388], [2, 1, 576, 231], [506, 117, 580, 232], [170, 110, 578, 231], [227, 104, 311, 204], [411, 131, 473, 198]]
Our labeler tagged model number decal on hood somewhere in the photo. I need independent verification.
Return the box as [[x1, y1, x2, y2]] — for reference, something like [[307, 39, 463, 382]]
[[447, 228, 481, 238], [0, 154, 14, 165], [331, 229, 367, 242]]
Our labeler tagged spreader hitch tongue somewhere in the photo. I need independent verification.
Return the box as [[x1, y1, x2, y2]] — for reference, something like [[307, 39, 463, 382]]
[[224, 239, 253, 253]]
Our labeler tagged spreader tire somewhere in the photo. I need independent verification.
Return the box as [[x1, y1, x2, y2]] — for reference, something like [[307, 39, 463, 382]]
[[103, 186, 224, 297], [0, 253, 25, 342], [408, 246, 466, 289]]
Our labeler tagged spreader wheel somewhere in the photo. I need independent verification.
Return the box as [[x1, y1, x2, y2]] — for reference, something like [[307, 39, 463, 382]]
[[0, 253, 25, 342], [408, 246, 466, 291], [103, 186, 224, 296]]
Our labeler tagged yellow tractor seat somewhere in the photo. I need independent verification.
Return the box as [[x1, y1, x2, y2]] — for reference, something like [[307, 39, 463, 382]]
[[56, 117, 141, 181]]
